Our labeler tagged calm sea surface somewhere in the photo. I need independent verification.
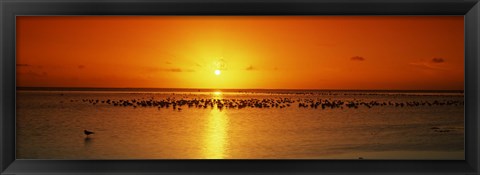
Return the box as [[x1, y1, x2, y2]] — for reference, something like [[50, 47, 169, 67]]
[[16, 89, 464, 159]]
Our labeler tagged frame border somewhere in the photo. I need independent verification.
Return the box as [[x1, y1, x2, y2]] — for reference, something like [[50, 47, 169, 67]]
[[1, 0, 479, 174]]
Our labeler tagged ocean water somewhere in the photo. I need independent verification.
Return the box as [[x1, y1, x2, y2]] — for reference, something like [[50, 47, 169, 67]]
[[16, 89, 464, 159]]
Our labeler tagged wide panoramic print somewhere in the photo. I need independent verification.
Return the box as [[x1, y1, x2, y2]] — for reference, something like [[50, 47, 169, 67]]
[[16, 16, 464, 159]]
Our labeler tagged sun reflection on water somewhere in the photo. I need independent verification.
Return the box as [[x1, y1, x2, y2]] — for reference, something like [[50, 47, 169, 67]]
[[213, 91, 222, 97], [203, 107, 229, 159]]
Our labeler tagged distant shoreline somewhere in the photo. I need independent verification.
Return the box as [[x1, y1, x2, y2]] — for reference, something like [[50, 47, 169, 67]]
[[16, 87, 464, 94]]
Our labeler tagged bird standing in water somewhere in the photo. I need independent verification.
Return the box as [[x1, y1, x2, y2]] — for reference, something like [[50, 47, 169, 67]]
[[84, 130, 94, 137]]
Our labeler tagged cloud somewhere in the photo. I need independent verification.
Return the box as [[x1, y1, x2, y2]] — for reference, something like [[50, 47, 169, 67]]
[[214, 59, 227, 70], [168, 68, 182, 72], [17, 64, 44, 69], [16, 64, 31, 67], [165, 61, 172, 65], [144, 66, 194, 73], [246, 65, 256, 71], [350, 56, 365, 61], [18, 70, 48, 77], [166, 68, 195, 72], [431, 57, 445, 63], [409, 57, 449, 71], [409, 62, 448, 71], [78, 65, 85, 69]]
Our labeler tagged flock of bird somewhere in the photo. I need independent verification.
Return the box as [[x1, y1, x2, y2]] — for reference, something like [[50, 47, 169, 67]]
[[77, 95, 463, 137], [74, 97, 464, 110]]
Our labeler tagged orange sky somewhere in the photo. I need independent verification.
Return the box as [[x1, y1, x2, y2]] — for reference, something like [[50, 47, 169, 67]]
[[16, 16, 464, 90]]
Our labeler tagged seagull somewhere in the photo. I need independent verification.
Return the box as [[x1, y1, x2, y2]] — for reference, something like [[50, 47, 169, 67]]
[[84, 130, 94, 137]]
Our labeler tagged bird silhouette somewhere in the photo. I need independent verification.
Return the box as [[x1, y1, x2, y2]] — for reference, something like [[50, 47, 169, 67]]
[[84, 130, 94, 137]]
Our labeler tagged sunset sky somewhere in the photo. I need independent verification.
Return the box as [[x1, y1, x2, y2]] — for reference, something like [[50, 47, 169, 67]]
[[16, 16, 464, 90]]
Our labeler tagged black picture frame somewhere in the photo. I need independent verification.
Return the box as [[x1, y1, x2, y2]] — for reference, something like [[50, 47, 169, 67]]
[[1, 0, 479, 174]]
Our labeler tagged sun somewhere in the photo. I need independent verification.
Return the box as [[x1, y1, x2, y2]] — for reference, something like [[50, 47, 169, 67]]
[[214, 70, 221, 75]]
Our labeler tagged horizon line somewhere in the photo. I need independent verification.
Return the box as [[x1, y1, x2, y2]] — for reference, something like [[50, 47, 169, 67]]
[[16, 86, 465, 92]]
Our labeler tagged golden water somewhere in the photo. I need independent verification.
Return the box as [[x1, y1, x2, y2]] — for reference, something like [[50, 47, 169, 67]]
[[16, 90, 464, 159]]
